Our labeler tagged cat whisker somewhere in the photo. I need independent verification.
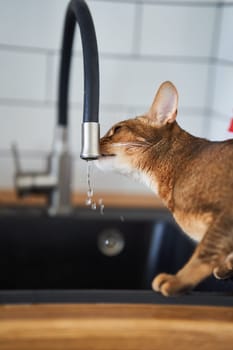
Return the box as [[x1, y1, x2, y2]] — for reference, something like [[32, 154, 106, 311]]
[[112, 142, 150, 148]]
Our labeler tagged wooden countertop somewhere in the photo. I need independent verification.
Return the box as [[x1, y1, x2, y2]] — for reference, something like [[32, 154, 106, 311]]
[[0, 189, 164, 208], [0, 303, 232, 350]]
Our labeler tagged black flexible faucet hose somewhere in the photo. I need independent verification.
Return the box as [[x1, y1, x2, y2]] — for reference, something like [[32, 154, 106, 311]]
[[58, 0, 99, 126]]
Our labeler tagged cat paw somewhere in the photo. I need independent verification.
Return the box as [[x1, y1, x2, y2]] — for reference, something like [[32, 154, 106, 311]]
[[213, 253, 233, 280], [152, 273, 191, 296]]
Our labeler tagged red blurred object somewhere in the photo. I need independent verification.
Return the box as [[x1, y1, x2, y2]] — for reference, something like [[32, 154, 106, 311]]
[[228, 118, 233, 132]]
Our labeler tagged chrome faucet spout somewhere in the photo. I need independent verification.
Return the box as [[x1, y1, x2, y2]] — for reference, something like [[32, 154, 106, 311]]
[[81, 122, 100, 160]]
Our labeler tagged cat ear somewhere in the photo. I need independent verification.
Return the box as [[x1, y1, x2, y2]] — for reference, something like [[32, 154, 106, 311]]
[[147, 81, 178, 126]]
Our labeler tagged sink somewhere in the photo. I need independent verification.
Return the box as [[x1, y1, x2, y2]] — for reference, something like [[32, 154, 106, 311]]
[[0, 207, 193, 290], [0, 207, 232, 306]]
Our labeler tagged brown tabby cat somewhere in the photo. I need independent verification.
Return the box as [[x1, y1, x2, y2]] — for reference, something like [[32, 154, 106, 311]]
[[96, 81, 233, 296]]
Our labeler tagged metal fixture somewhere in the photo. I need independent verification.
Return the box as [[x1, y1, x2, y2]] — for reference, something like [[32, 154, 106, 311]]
[[97, 229, 125, 257], [13, 0, 100, 215]]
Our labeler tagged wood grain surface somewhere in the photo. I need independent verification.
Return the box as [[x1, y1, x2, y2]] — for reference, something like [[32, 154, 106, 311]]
[[0, 303, 232, 350], [0, 189, 163, 208]]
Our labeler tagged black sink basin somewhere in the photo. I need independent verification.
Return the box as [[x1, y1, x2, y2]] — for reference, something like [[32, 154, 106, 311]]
[[0, 207, 192, 290], [0, 207, 232, 306]]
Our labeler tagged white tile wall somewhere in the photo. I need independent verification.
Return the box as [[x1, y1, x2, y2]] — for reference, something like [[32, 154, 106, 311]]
[[208, 117, 233, 141], [49, 54, 209, 109], [100, 59, 208, 109], [143, 0, 221, 3], [0, 158, 14, 188], [217, 7, 233, 61], [206, 4, 233, 143], [0, 0, 231, 195], [208, 3, 233, 142], [0, 0, 136, 54], [140, 5, 216, 58], [212, 65, 233, 117], [0, 0, 67, 50], [88, 1, 136, 55], [49, 54, 84, 104], [178, 113, 207, 138], [0, 50, 47, 101], [0, 105, 55, 151]]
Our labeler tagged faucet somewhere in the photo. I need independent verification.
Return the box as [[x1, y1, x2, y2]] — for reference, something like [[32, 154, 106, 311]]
[[13, 0, 100, 215]]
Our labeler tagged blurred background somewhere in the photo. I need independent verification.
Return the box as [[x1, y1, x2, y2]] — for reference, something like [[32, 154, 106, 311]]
[[0, 0, 233, 200]]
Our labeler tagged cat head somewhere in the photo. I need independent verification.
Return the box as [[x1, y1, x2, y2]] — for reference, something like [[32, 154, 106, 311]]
[[96, 81, 179, 188]]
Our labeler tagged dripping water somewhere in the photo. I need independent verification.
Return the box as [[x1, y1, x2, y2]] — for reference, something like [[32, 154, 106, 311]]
[[99, 198, 105, 215], [85, 161, 104, 215], [86, 161, 94, 207]]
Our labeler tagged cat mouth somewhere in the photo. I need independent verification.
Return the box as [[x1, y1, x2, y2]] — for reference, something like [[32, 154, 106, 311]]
[[101, 153, 116, 158]]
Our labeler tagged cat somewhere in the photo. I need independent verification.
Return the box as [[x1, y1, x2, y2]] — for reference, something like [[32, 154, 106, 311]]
[[96, 81, 233, 296]]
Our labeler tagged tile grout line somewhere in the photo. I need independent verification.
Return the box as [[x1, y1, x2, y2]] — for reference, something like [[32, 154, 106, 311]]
[[0, 43, 216, 63], [1, 44, 233, 66], [202, 3, 223, 138], [131, 2, 143, 55], [90, 0, 224, 8], [45, 52, 55, 105], [0, 98, 206, 114]]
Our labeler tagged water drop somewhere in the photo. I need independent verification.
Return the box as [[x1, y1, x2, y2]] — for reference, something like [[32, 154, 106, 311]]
[[100, 204, 105, 215], [85, 161, 106, 215], [85, 161, 95, 207], [98, 198, 105, 215], [91, 202, 97, 210], [85, 198, 92, 206], [87, 161, 93, 192], [87, 189, 93, 197]]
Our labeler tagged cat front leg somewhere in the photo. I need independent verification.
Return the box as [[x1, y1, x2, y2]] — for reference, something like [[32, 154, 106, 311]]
[[152, 221, 232, 296], [152, 255, 213, 296]]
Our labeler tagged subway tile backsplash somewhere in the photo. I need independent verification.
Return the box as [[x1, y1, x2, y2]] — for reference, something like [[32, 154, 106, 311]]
[[100, 59, 209, 109], [213, 65, 233, 117], [0, 0, 67, 50], [140, 5, 216, 58], [217, 6, 233, 62], [0, 50, 47, 101], [88, 1, 136, 55], [0, 0, 232, 194], [0, 105, 55, 151]]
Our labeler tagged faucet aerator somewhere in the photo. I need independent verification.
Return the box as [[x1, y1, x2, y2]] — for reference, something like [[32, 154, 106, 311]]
[[80, 122, 100, 160]]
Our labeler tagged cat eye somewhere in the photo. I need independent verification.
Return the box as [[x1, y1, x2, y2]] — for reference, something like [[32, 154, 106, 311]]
[[108, 124, 124, 137], [113, 125, 123, 134]]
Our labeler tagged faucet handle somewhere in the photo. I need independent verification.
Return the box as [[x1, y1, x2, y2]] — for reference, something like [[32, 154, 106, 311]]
[[11, 143, 57, 197]]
